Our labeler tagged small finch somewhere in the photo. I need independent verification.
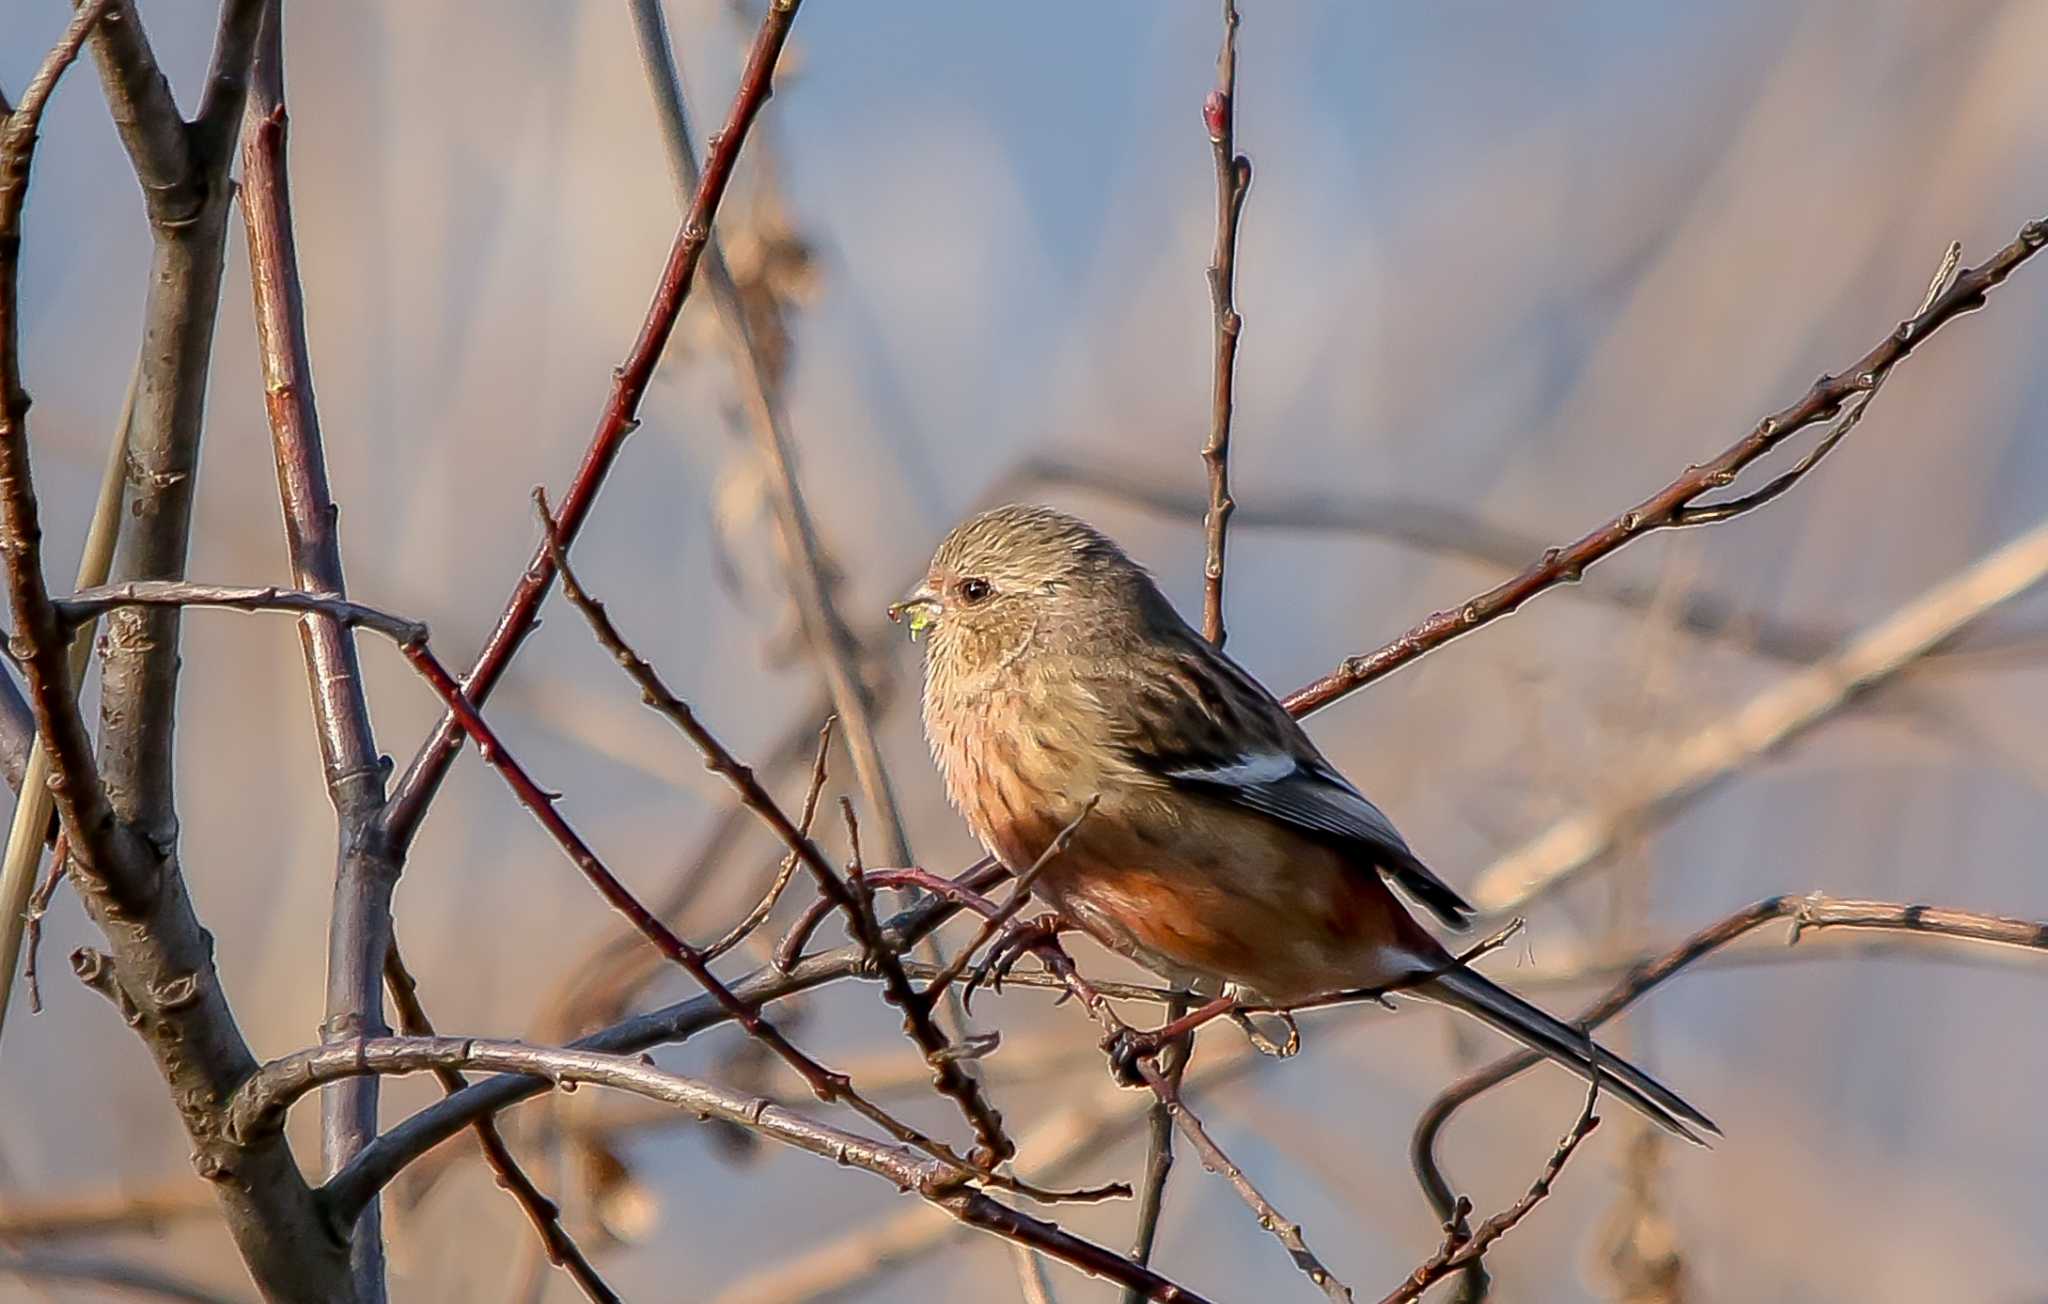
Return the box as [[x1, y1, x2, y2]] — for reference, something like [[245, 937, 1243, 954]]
[[894, 504, 1715, 1143]]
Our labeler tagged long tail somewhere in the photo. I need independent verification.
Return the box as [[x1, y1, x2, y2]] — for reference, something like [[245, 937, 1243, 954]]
[[1420, 966, 1719, 1145]]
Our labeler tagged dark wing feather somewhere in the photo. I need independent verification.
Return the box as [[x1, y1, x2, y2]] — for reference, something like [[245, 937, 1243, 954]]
[[1106, 634, 1475, 930]]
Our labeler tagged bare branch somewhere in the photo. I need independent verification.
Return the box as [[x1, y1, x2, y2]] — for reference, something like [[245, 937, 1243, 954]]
[[1137, 1057, 1352, 1303], [383, 940, 616, 1304], [1198, 0, 1249, 649], [328, 874, 1003, 1220], [1411, 894, 2048, 1228], [238, 22, 400, 1277], [623, 0, 914, 871], [246, 1036, 1211, 1304], [1380, 1086, 1601, 1304], [533, 492, 1021, 1167], [379, 0, 805, 849], [702, 718, 835, 962], [55, 581, 426, 646], [1284, 218, 2048, 717]]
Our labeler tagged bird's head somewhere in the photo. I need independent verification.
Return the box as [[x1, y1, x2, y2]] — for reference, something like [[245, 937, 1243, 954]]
[[891, 504, 1143, 674]]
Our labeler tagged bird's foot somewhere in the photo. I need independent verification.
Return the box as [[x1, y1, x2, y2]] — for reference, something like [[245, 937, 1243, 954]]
[[1101, 1025, 1169, 1088], [961, 911, 1069, 1013]]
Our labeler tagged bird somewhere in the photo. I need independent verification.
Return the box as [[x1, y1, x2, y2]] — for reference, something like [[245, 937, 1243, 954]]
[[891, 503, 1716, 1143]]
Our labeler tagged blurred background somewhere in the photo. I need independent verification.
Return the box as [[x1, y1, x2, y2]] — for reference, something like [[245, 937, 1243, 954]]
[[4, 1, 2048, 1300]]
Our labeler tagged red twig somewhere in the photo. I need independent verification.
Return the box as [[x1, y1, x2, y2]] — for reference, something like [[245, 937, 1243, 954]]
[[531, 493, 1023, 1170], [1284, 218, 2048, 718], [378, 0, 804, 848]]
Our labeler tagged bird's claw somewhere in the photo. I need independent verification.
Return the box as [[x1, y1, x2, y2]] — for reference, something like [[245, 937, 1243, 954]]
[[962, 911, 1065, 1013], [1100, 1025, 1166, 1088]]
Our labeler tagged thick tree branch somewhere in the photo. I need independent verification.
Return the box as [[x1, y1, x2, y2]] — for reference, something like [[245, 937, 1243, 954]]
[[250, 1036, 1208, 1304], [327, 873, 1002, 1223], [1, 8, 346, 1298], [1285, 218, 2048, 717], [378, 0, 804, 849]]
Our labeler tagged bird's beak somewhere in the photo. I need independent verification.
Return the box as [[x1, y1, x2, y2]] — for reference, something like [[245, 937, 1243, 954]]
[[887, 586, 941, 641]]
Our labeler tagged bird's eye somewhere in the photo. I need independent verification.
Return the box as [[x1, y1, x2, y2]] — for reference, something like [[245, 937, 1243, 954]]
[[957, 577, 993, 604]]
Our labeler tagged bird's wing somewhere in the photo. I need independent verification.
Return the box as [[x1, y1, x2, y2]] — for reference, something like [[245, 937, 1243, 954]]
[[1108, 644, 1475, 930]]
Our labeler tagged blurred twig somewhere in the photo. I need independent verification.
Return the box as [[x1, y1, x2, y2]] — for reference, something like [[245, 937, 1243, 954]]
[[1472, 514, 2048, 913], [1284, 219, 2048, 718], [0, 1251, 244, 1304]]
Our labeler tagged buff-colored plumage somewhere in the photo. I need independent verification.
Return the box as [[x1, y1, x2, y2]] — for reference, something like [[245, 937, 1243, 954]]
[[901, 505, 1716, 1143]]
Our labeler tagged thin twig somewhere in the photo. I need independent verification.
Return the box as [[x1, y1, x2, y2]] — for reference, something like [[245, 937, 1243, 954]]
[[55, 581, 426, 645], [921, 798, 1097, 1005], [379, 0, 805, 849], [20, 832, 67, 1013], [383, 939, 617, 1304], [1284, 219, 2048, 717], [1138, 1057, 1352, 1303], [326, 869, 1004, 1221], [533, 492, 1021, 1169], [622, 0, 913, 871], [392, 633, 1000, 1185], [703, 719, 835, 961], [1198, 0, 1250, 650], [1411, 894, 2048, 1227], [1380, 1086, 1602, 1304], [0, 0, 126, 1044]]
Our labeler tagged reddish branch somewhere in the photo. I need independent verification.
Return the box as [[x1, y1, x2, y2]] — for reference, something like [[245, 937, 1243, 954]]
[[378, 0, 803, 848], [0, 0, 137, 907], [532, 493, 1021, 1168], [1285, 217, 2048, 717]]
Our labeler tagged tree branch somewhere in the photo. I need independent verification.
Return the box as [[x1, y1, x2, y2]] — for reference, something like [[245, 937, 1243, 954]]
[[249, 1036, 1210, 1304], [1411, 894, 2048, 1233], [1380, 1086, 1601, 1304], [378, 0, 804, 849], [383, 939, 616, 1303], [1284, 218, 2048, 718], [326, 875, 1001, 1223], [534, 493, 1021, 1167], [238, 25, 399, 1200], [55, 581, 426, 645]]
